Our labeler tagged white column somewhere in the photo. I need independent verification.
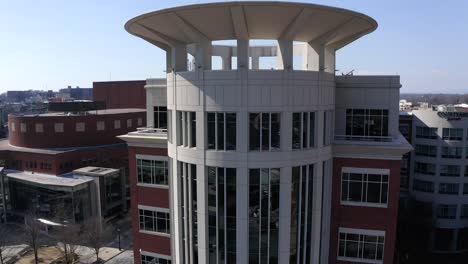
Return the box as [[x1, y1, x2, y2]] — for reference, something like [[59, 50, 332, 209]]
[[278, 166, 292, 263], [237, 39, 249, 70], [251, 55, 259, 70], [170, 45, 188, 72], [196, 165, 208, 264], [277, 39, 293, 70], [194, 40, 212, 71], [309, 42, 336, 73], [236, 167, 249, 264], [222, 55, 232, 70]]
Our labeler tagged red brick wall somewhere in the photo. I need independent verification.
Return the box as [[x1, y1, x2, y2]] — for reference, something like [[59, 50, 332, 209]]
[[329, 158, 401, 264], [2, 144, 128, 175], [8, 111, 145, 148], [93, 80, 146, 109], [128, 146, 170, 262]]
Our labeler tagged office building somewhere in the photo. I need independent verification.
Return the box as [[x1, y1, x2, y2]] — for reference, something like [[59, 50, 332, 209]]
[[120, 2, 411, 264]]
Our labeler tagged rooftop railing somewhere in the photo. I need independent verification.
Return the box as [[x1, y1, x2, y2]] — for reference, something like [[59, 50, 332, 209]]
[[334, 135, 393, 142], [128, 127, 168, 137]]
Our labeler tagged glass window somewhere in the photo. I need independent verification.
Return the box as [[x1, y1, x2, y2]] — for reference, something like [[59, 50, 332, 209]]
[[442, 128, 463, 140], [207, 112, 236, 151], [436, 204, 457, 219], [178, 162, 198, 264], [177, 111, 196, 148], [249, 168, 280, 263], [415, 126, 437, 139], [207, 167, 236, 264], [463, 183, 468, 195], [249, 113, 280, 151], [290, 164, 314, 264], [441, 146, 462, 159], [137, 159, 169, 186], [440, 165, 461, 177], [413, 179, 434, 193], [439, 183, 459, 195], [323, 111, 332, 146], [415, 144, 437, 157], [154, 106, 168, 129], [292, 112, 315, 149], [345, 109, 388, 140], [338, 230, 385, 262], [341, 171, 389, 206], [461, 205, 468, 219], [414, 162, 436, 175], [138, 208, 170, 233], [141, 254, 171, 264]]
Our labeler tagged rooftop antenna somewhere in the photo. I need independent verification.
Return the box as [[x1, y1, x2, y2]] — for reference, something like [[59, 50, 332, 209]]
[[342, 69, 354, 76]]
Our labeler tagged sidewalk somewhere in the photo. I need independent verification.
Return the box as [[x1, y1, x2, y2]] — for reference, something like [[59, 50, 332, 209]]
[[0, 244, 28, 263]]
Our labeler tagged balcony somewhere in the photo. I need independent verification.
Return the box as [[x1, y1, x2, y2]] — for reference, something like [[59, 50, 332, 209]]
[[333, 133, 413, 160]]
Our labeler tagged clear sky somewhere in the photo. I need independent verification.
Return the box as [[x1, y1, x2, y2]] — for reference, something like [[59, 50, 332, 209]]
[[1, 0, 467, 93]]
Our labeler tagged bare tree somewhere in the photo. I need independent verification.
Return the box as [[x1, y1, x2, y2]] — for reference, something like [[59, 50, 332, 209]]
[[51, 202, 80, 264], [82, 217, 111, 264], [52, 224, 81, 264], [23, 213, 42, 264]]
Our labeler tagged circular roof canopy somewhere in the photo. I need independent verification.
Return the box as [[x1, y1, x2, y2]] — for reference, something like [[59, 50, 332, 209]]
[[125, 1, 377, 50]]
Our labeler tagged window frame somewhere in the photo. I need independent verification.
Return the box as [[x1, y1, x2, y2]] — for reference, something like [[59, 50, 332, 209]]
[[436, 204, 457, 219], [337, 227, 385, 264], [207, 112, 237, 151], [415, 126, 438, 139], [292, 112, 316, 150], [345, 109, 389, 140], [249, 112, 281, 151], [136, 155, 169, 188], [153, 106, 168, 129], [138, 205, 171, 236], [340, 167, 390, 208], [442, 128, 463, 141]]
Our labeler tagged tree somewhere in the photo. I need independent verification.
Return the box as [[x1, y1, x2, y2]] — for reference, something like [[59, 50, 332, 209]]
[[23, 213, 42, 264], [51, 202, 80, 264], [52, 224, 81, 264], [82, 217, 111, 264]]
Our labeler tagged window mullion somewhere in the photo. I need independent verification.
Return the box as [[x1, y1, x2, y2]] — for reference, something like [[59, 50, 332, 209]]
[[259, 114, 263, 152], [224, 168, 227, 262], [267, 169, 271, 264], [258, 171, 262, 264], [269, 113, 272, 151], [215, 113, 218, 150], [215, 169, 219, 264], [302, 166, 309, 264], [224, 113, 227, 151]]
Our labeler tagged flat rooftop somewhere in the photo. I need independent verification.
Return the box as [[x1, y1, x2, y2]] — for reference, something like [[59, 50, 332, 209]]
[[4, 170, 92, 189], [73, 166, 120, 176], [12, 108, 145, 117], [0, 139, 127, 154]]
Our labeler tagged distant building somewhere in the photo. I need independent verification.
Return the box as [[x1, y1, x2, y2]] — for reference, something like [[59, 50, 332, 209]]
[[0, 103, 145, 222], [93, 80, 148, 109], [6, 90, 34, 103], [58, 86, 93, 101], [400, 107, 468, 254], [400, 99, 413, 111]]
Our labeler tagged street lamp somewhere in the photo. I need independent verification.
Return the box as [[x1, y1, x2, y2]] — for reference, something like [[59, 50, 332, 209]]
[[117, 228, 121, 251]]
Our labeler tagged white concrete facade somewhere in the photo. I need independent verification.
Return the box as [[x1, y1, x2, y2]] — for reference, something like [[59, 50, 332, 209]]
[[410, 109, 468, 253], [124, 2, 411, 264]]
